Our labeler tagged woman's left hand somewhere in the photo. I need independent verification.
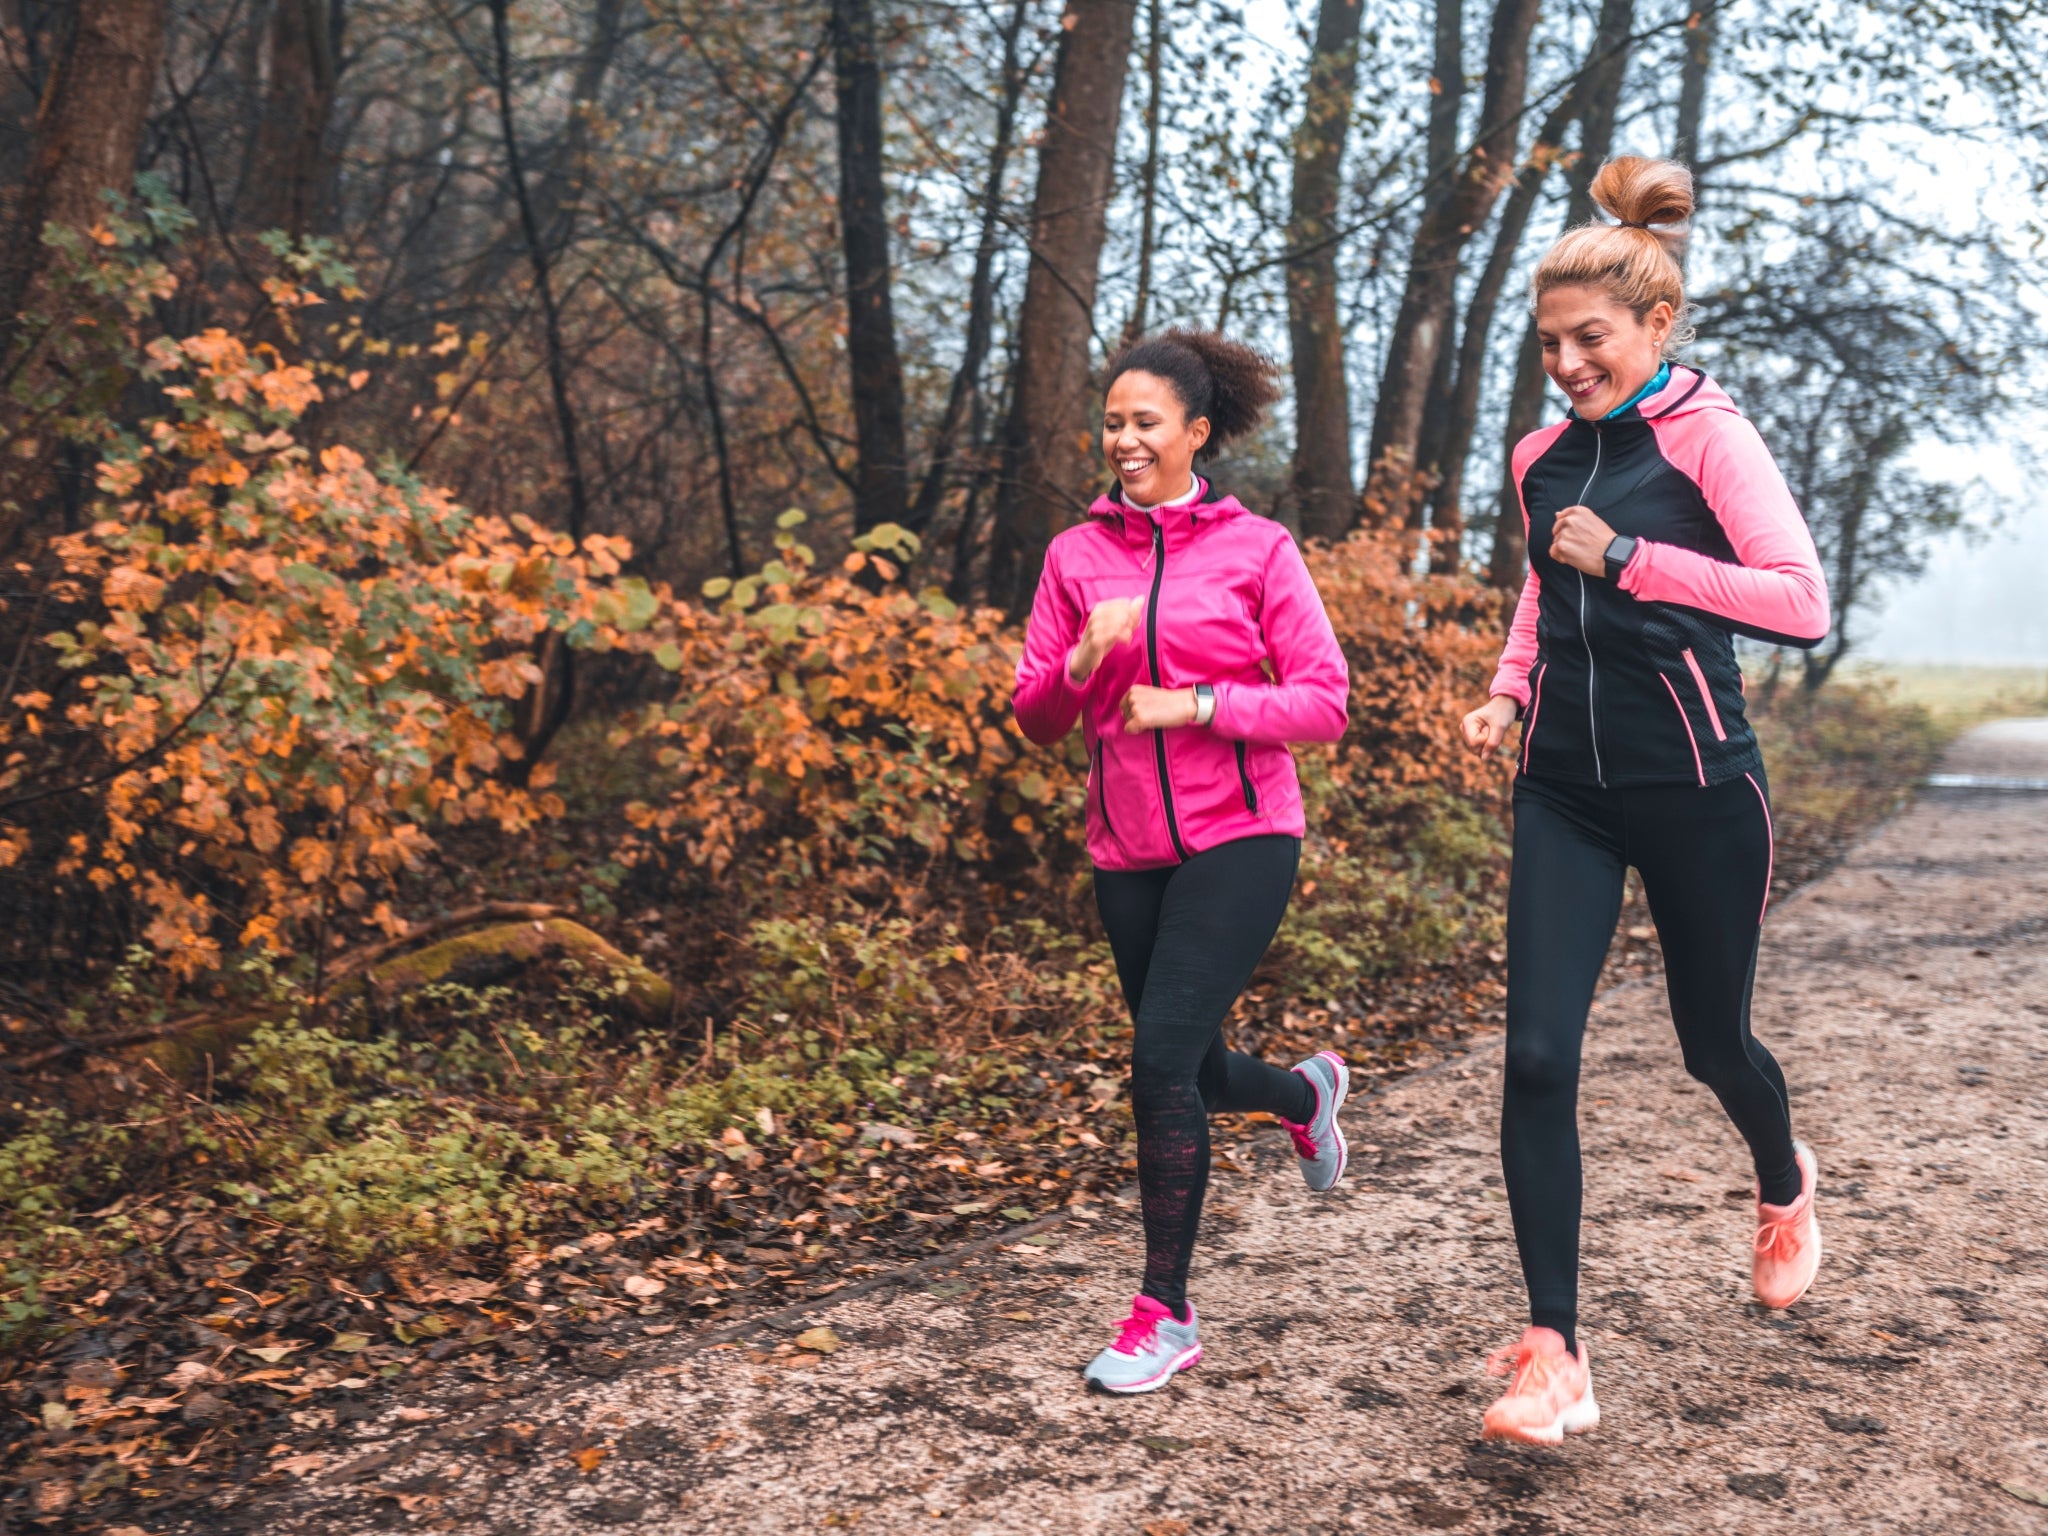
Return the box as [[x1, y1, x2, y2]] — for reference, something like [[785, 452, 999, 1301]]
[[1120, 684, 1198, 733], [1550, 504, 1619, 577]]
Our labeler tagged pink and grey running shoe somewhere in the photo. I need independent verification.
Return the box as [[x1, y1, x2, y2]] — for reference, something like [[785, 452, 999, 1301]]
[[1284, 1050, 1351, 1192], [1082, 1295, 1202, 1394]]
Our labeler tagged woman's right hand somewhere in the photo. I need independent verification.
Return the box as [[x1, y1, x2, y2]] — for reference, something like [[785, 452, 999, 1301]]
[[1067, 596, 1146, 683], [1460, 694, 1520, 756]]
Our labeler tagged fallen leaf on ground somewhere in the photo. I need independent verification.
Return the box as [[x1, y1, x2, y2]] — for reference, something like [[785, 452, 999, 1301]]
[[1001, 1207, 1031, 1221], [1000, 1311, 1034, 1322], [1967, 1246, 2014, 1263], [329, 1331, 372, 1353], [794, 1327, 841, 1354], [1659, 1167, 1703, 1182], [573, 1445, 608, 1474], [623, 1274, 666, 1298], [274, 1453, 326, 1477], [2003, 1484, 2048, 1508], [242, 1344, 299, 1363]]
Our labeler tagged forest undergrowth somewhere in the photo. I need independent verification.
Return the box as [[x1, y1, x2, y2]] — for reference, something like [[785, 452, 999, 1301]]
[[0, 227, 1951, 1529]]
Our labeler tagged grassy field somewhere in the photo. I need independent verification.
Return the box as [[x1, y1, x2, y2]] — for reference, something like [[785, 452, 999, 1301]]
[[1841, 662, 2048, 727]]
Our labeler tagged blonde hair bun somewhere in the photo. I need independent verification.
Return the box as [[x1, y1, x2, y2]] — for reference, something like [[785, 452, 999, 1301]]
[[1532, 155, 1697, 354], [1589, 155, 1694, 255]]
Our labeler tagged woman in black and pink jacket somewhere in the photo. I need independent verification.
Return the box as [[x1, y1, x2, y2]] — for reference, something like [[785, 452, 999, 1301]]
[[1458, 157, 1832, 1444]]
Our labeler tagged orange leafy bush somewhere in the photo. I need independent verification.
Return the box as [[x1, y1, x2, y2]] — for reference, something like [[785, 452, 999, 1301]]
[[17, 327, 646, 979], [614, 516, 1084, 891]]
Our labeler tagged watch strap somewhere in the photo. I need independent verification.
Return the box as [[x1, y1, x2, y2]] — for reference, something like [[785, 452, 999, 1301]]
[[1603, 534, 1639, 582], [1193, 683, 1216, 726]]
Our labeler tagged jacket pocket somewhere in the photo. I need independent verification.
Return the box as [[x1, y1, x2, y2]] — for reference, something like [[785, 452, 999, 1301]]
[[1092, 740, 1120, 842], [1659, 673, 1706, 786], [1520, 662, 1547, 774], [1233, 741, 1259, 813], [1681, 648, 1728, 741]]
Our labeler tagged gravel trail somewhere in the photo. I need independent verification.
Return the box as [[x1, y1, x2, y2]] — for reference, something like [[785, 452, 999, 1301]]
[[271, 721, 2048, 1535]]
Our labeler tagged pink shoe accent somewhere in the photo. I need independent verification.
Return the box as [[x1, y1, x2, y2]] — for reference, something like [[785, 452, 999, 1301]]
[[1112, 1295, 1174, 1355]]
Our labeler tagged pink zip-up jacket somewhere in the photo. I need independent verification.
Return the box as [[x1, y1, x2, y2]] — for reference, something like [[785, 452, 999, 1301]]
[[1489, 366, 1830, 787], [1013, 482, 1350, 870]]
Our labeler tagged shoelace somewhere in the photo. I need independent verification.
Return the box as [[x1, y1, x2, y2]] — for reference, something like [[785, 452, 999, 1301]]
[[1112, 1308, 1164, 1355], [1285, 1120, 1318, 1159], [1754, 1204, 1808, 1261], [1485, 1340, 1556, 1398]]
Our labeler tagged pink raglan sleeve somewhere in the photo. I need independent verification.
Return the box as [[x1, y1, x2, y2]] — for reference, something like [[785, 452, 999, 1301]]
[[1623, 413, 1830, 645], [1012, 536, 1089, 747], [1209, 533, 1350, 745], [1485, 424, 1559, 710], [1487, 569, 1541, 711]]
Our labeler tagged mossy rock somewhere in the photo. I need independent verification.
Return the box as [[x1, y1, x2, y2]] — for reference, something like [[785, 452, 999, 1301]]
[[364, 918, 673, 1024]]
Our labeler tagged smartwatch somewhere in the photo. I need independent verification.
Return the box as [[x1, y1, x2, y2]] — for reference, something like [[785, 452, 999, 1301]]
[[1603, 534, 1639, 583], [1193, 683, 1216, 726]]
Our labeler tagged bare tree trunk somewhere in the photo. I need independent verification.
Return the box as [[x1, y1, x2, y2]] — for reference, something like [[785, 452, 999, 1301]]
[[248, 0, 337, 236], [487, 0, 591, 546], [1284, 0, 1364, 544], [1124, 0, 1163, 342], [1673, 5, 1715, 187], [987, 0, 1140, 620], [1486, 0, 1634, 589], [910, 0, 1031, 540], [462, 0, 628, 301], [0, 0, 167, 368], [1363, 0, 1540, 530], [832, 0, 909, 534], [1487, 318, 1543, 587], [1428, 85, 1586, 567]]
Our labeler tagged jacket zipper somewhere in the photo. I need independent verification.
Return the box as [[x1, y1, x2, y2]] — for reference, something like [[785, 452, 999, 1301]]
[[1234, 741, 1258, 812], [1146, 521, 1191, 861], [1576, 426, 1606, 786]]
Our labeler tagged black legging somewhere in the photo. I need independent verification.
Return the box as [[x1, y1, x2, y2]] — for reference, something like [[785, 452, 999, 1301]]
[[1095, 835, 1315, 1317], [1504, 771, 1802, 1349]]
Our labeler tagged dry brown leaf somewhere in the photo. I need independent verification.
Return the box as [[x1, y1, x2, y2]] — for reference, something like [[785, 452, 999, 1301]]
[[623, 1274, 666, 1298], [572, 1445, 609, 1474], [273, 1453, 326, 1477], [793, 1326, 842, 1354]]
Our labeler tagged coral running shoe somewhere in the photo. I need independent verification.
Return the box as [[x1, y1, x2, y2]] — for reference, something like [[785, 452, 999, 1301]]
[[1082, 1295, 1201, 1394], [1481, 1327, 1599, 1445], [1285, 1050, 1350, 1193], [1753, 1140, 1822, 1309]]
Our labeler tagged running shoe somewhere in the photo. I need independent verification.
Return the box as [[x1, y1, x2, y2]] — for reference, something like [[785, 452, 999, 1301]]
[[1480, 1327, 1599, 1445], [1285, 1050, 1350, 1193], [1753, 1140, 1822, 1309], [1081, 1295, 1201, 1394]]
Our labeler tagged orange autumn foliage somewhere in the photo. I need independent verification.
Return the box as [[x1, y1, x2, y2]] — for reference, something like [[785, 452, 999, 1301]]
[[19, 326, 649, 980]]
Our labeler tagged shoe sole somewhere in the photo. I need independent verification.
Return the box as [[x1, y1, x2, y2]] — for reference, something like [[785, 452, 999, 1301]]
[[1304, 1050, 1349, 1193], [1482, 1390, 1601, 1445], [1087, 1343, 1202, 1395]]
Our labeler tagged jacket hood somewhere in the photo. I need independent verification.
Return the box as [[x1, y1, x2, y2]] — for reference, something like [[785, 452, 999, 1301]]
[[1086, 477, 1254, 534], [1633, 364, 1738, 423]]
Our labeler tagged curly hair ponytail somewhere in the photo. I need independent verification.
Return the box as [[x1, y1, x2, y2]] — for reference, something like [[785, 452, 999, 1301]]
[[1102, 328, 1283, 461]]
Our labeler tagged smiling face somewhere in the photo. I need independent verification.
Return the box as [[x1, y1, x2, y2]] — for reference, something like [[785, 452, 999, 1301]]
[[1103, 370, 1209, 504], [1535, 284, 1676, 420]]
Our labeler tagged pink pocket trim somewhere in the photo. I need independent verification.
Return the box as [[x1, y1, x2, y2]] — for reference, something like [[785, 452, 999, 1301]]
[[1745, 771, 1774, 924], [1520, 663, 1545, 774], [1681, 648, 1728, 741], [1660, 673, 1706, 786]]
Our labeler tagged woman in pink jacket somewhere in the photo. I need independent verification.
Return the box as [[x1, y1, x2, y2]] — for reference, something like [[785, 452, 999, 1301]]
[[1013, 330, 1353, 1394]]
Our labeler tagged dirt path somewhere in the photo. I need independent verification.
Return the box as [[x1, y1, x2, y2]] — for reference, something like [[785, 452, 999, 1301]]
[[269, 722, 2048, 1535]]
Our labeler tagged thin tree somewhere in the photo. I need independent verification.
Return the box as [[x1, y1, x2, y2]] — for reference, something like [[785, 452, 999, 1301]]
[[832, 0, 910, 533], [987, 0, 1142, 619], [1284, 0, 1365, 543], [1487, 0, 1635, 589], [1363, 0, 1542, 533]]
